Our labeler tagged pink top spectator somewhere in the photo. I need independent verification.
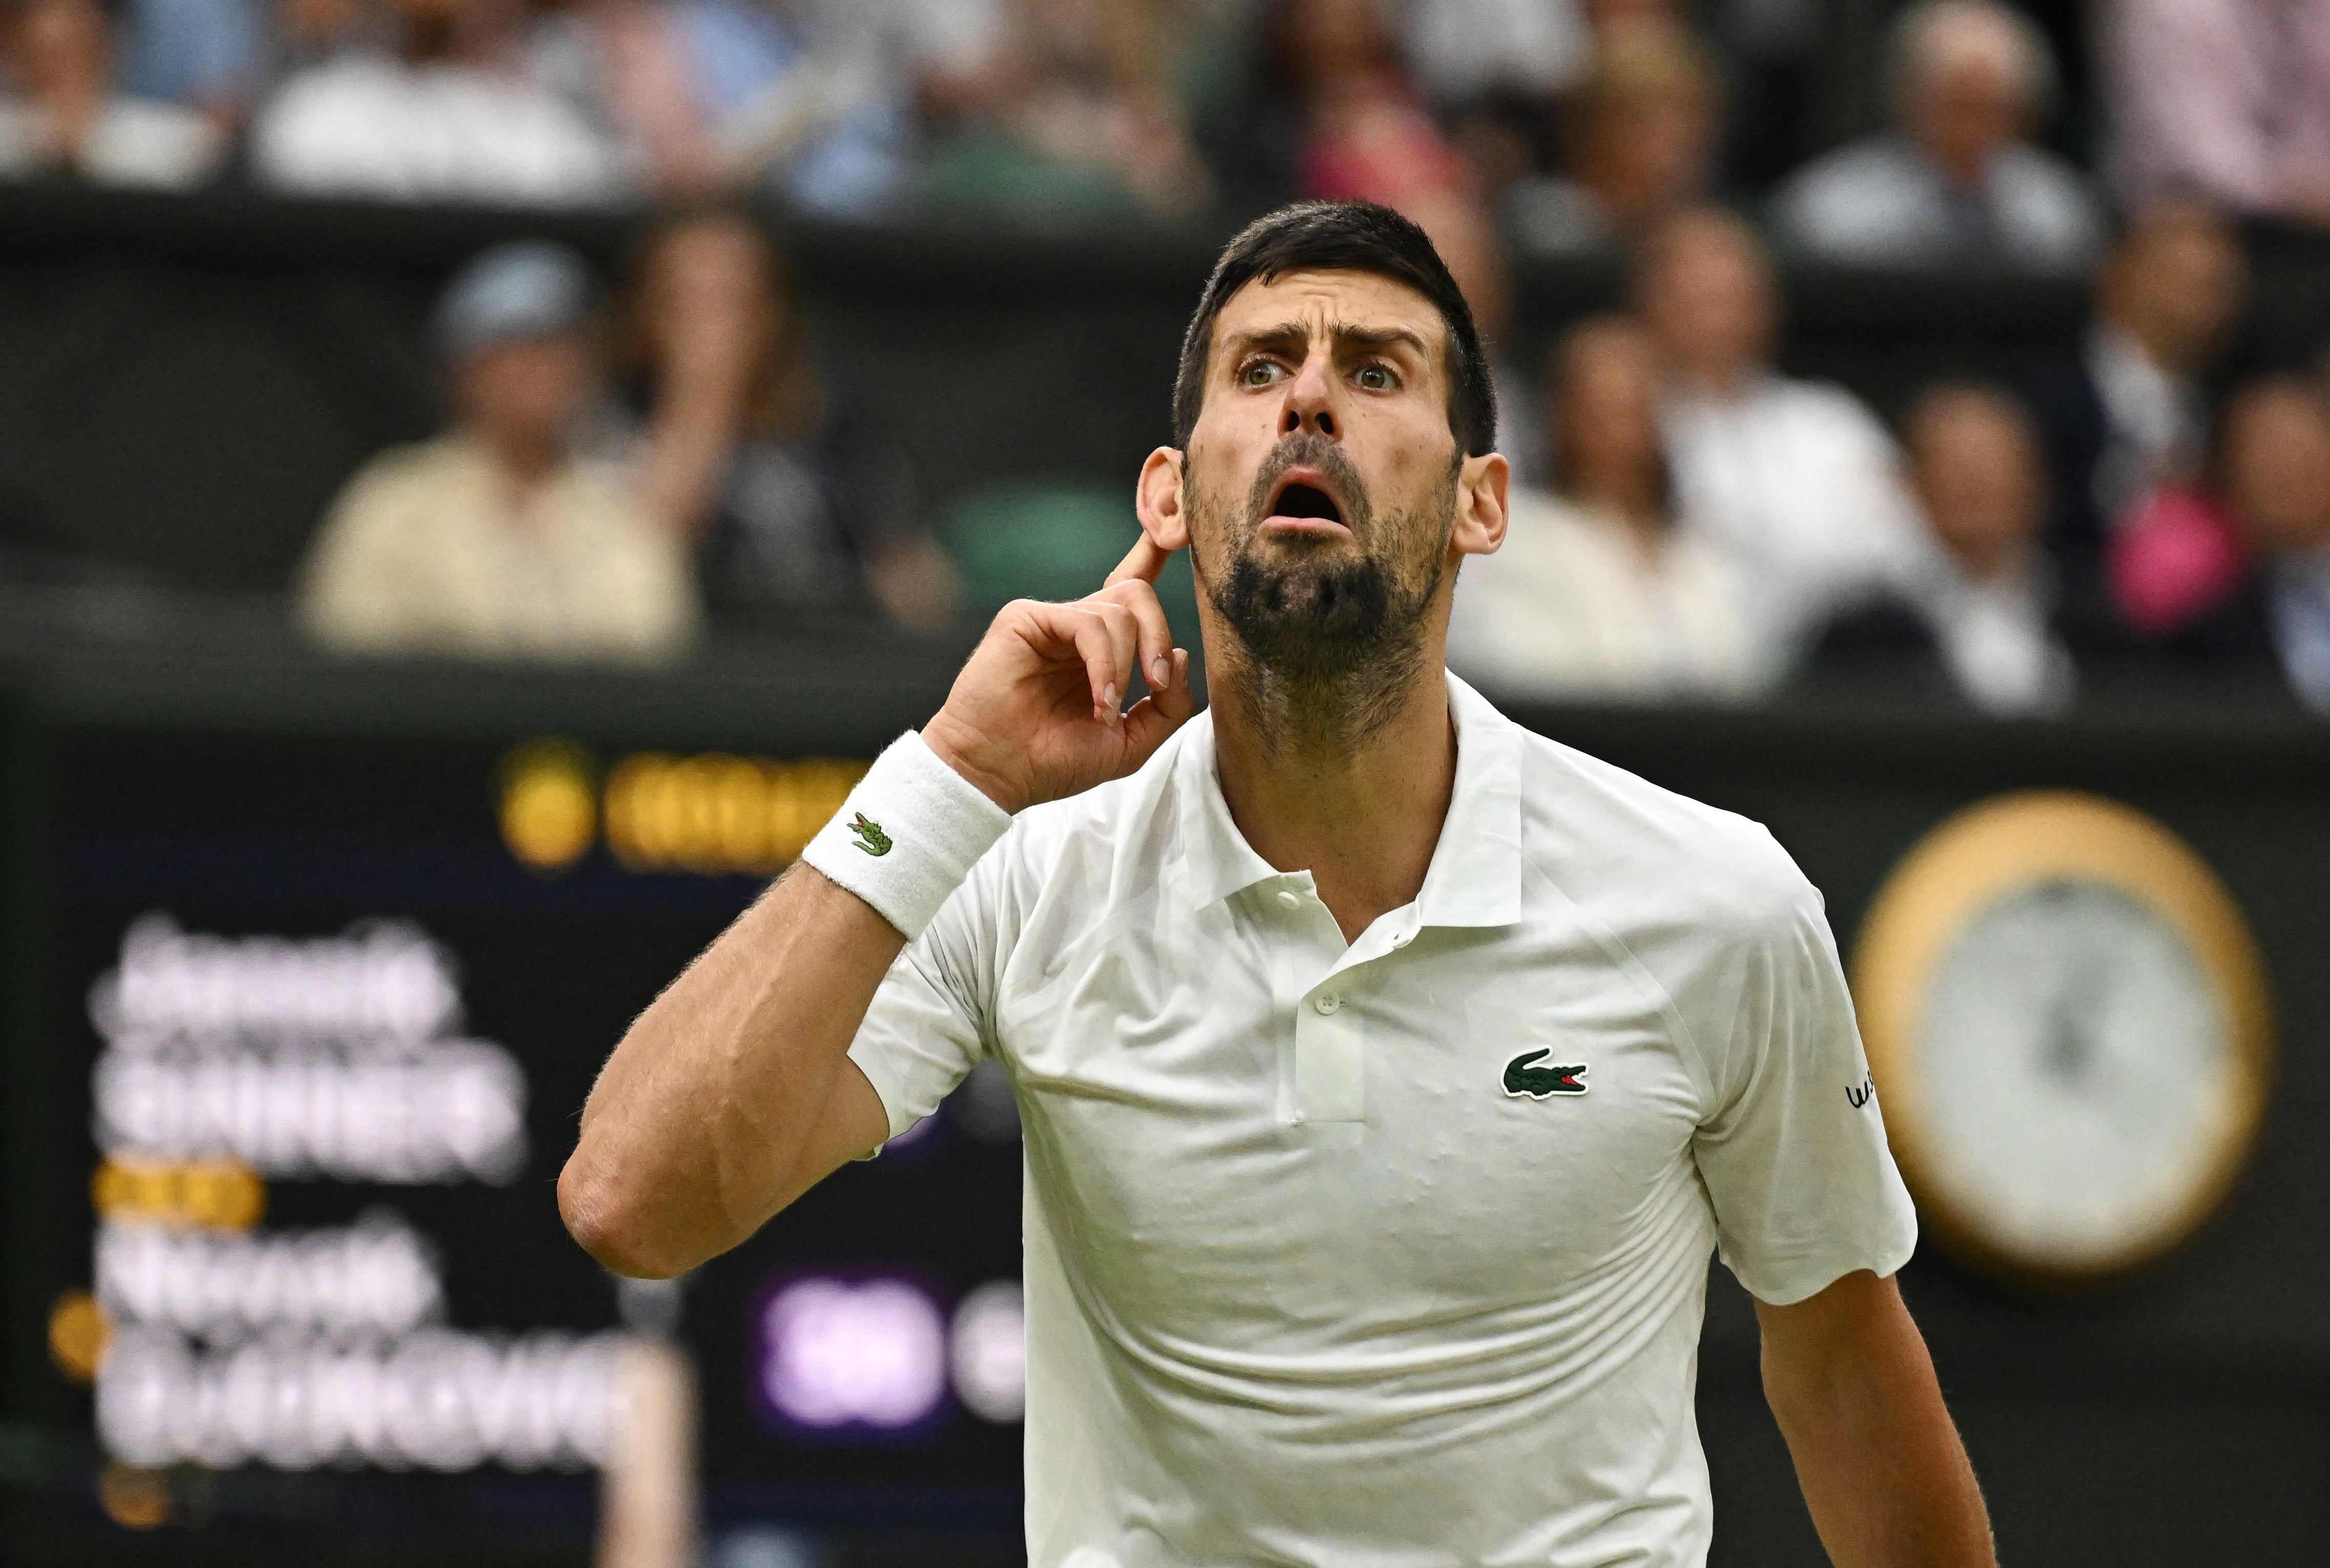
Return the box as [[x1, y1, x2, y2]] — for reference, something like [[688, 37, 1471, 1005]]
[[2108, 0, 2330, 222], [2109, 486, 2250, 637]]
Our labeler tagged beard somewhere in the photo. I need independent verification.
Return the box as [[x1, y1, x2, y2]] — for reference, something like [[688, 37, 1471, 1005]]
[[1191, 431, 1456, 753]]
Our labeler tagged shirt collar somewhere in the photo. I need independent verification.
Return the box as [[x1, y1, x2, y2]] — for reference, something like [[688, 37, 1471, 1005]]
[[1173, 670, 1524, 929]]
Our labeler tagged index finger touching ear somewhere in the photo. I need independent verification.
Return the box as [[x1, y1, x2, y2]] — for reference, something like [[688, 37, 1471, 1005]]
[[1105, 533, 1176, 587]]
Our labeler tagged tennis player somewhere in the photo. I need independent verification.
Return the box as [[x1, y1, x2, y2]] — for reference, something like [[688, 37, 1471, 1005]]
[[562, 201, 1994, 1567]]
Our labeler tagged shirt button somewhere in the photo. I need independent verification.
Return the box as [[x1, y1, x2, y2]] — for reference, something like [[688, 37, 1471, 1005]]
[[1391, 930, 1413, 948], [1314, 993, 1341, 1015], [1276, 890, 1302, 910]]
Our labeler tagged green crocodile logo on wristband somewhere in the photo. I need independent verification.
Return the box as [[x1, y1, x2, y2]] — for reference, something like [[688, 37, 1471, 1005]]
[[848, 812, 893, 856]]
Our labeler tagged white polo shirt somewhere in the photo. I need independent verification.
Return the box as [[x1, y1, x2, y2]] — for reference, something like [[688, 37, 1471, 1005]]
[[847, 673, 1916, 1567]]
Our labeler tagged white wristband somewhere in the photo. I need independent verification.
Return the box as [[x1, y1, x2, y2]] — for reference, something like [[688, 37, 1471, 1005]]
[[801, 731, 1013, 941]]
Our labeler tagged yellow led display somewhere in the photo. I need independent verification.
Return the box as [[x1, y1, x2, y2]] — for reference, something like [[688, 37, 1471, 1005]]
[[603, 753, 868, 876]]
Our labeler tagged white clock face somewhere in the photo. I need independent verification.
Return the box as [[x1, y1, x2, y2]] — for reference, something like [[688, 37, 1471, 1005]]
[[1915, 877, 2232, 1270]]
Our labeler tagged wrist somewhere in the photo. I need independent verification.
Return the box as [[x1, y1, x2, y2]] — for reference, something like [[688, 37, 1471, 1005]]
[[920, 711, 1028, 815], [799, 731, 1012, 941]]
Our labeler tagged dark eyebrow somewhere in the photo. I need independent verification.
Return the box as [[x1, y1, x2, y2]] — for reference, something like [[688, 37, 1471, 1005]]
[[1220, 320, 1435, 366]]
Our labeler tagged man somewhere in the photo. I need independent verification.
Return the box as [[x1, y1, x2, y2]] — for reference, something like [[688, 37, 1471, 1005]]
[[1635, 206, 1929, 659], [0, 0, 221, 187], [2018, 202, 2248, 644], [1775, 0, 2098, 269], [561, 202, 1993, 1566], [299, 240, 699, 663], [1807, 383, 2074, 714]]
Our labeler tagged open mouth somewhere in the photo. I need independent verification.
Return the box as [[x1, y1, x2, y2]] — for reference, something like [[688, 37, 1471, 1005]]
[[1265, 475, 1347, 529]]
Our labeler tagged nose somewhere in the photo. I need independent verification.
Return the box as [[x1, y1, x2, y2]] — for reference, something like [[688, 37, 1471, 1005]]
[[1281, 348, 1338, 441]]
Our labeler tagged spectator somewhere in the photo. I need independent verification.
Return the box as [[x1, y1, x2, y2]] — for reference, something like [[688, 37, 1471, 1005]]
[[252, 0, 624, 205], [2107, 0, 2330, 226], [1398, 0, 1586, 115], [2213, 379, 2330, 706], [1506, 19, 1721, 255], [269, 0, 374, 74], [617, 207, 959, 629], [1451, 314, 1759, 702], [659, 0, 916, 216], [300, 241, 698, 662], [116, 0, 264, 123], [528, 0, 718, 195], [1227, 0, 1472, 221], [1808, 384, 2074, 714], [0, 0, 223, 186], [1775, 0, 2099, 269], [1230, 0, 1510, 425], [2112, 379, 2330, 705], [921, 0, 1207, 221], [2020, 201, 2249, 642], [1634, 207, 1928, 653]]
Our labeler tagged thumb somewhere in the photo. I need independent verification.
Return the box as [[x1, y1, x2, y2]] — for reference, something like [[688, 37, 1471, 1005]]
[[1117, 649, 1196, 762]]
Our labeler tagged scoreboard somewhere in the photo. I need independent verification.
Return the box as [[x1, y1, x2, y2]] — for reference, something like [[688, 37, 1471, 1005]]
[[7, 713, 1028, 1563]]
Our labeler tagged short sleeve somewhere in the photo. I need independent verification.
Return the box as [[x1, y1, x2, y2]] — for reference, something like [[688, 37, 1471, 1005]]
[[844, 856, 1001, 1145], [1690, 864, 1917, 1305]]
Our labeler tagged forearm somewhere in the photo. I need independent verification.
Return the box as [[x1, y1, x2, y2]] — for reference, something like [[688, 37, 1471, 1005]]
[[559, 864, 902, 1276], [1759, 1274, 1993, 1567]]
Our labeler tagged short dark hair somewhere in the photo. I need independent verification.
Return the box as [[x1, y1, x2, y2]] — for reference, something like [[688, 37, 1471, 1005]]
[[1171, 201, 1498, 458]]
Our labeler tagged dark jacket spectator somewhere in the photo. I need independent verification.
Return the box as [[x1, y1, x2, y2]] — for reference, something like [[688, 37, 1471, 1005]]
[[2119, 377, 2330, 710], [1776, 0, 2098, 269], [0, 0, 222, 186], [618, 207, 959, 629], [1808, 384, 2074, 713], [2017, 203, 2249, 644]]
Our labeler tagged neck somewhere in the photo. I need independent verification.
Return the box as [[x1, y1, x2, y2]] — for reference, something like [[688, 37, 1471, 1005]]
[[1205, 627, 1458, 943], [1575, 471, 1664, 548], [2101, 313, 2186, 381], [480, 428, 564, 492]]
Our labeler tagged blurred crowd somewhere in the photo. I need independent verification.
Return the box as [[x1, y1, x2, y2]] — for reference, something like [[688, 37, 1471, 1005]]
[[6, 0, 2330, 716], [6, 0, 2327, 242]]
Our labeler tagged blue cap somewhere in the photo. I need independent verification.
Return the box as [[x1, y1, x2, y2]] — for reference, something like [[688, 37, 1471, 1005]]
[[433, 241, 595, 362]]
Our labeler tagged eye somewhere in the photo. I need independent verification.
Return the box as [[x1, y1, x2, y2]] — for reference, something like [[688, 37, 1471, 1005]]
[[1355, 363, 1395, 391], [1240, 359, 1286, 388]]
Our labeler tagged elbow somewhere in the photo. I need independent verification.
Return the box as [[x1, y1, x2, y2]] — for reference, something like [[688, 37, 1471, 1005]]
[[558, 1150, 692, 1281]]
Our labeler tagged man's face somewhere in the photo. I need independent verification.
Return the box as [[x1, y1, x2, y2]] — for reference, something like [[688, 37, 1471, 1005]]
[[1908, 394, 2044, 575], [456, 333, 593, 458], [1907, 54, 2022, 184], [1177, 269, 1470, 679], [1638, 216, 1774, 391]]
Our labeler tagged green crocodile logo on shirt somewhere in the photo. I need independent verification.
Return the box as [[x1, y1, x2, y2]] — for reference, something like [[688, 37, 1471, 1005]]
[[1504, 1049, 1589, 1098], [848, 812, 892, 856]]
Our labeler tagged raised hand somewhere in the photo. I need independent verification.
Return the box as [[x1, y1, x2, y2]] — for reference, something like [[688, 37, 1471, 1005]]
[[921, 535, 1198, 813]]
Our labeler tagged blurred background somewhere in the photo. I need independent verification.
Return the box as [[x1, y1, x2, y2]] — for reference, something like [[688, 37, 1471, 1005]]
[[1, 0, 2328, 1562]]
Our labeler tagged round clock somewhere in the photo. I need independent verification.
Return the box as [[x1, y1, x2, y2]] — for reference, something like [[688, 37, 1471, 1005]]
[[1852, 791, 2274, 1288]]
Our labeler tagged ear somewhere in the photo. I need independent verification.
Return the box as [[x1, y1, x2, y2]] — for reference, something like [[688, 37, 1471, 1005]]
[[1136, 446, 1190, 552], [1452, 451, 1510, 559]]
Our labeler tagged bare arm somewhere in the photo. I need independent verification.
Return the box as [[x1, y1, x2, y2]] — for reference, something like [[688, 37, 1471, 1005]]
[[559, 537, 1194, 1278], [1755, 1270, 1994, 1567]]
